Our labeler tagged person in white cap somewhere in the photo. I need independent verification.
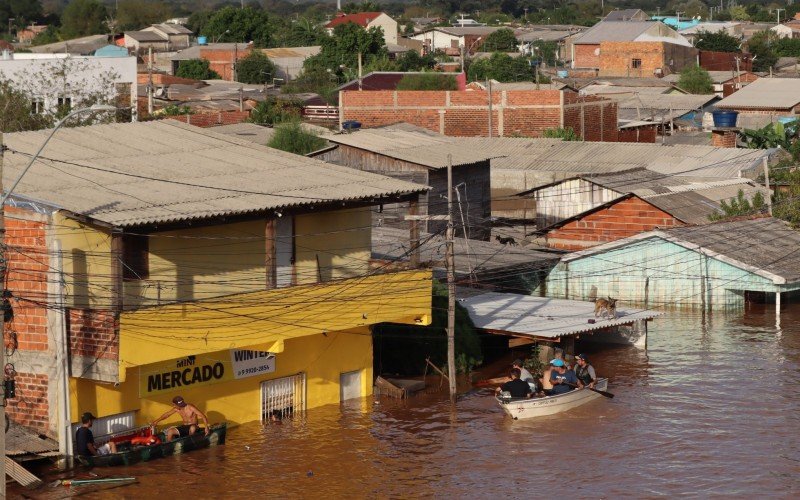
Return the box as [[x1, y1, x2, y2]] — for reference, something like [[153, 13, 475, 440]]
[[151, 395, 210, 442]]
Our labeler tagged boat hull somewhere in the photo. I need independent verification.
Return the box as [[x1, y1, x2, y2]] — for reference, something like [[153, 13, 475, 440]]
[[497, 379, 609, 419], [77, 423, 227, 467]]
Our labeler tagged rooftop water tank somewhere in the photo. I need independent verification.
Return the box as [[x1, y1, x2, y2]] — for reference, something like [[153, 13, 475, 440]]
[[198, 36, 207, 45]]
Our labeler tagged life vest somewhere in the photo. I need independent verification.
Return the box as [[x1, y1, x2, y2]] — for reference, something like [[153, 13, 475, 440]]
[[576, 364, 594, 385], [131, 435, 162, 446]]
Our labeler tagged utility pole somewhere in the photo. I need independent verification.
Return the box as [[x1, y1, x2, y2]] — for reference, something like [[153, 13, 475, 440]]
[[147, 47, 154, 115], [676, 11, 684, 23], [763, 157, 773, 216], [358, 52, 363, 90], [445, 154, 456, 402], [487, 79, 493, 138], [777, 8, 785, 24], [0, 131, 6, 498]]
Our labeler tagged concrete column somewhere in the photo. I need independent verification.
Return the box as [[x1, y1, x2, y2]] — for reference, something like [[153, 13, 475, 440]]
[[776, 291, 781, 330]]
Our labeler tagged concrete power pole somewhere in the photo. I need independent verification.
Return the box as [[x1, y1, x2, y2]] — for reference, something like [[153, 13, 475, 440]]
[[777, 9, 785, 24], [445, 154, 456, 402], [0, 132, 6, 498], [147, 47, 154, 115]]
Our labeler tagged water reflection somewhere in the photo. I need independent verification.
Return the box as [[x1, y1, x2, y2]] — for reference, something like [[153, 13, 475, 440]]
[[12, 304, 800, 498]]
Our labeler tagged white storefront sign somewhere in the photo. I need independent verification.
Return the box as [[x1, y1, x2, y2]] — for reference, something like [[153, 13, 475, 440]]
[[230, 350, 276, 379]]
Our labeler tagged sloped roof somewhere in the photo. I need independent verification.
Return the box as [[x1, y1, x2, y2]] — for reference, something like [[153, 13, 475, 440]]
[[604, 9, 650, 21], [149, 23, 192, 35], [325, 12, 387, 29], [2, 121, 427, 228], [125, 30, 167, 42], [28, 34, 111, 55], [562, 217, 800, 285], [715, 78, 800, 110], [573, 21, 658, 44]]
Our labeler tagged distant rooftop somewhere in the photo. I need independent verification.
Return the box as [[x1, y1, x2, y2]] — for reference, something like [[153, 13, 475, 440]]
[[715, 78, 800, 110]]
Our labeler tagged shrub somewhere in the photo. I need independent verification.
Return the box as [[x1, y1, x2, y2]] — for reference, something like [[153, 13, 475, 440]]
[[236, 50, 276, 85], [176, 59, 220, 80], [267, 120, 327, 155]]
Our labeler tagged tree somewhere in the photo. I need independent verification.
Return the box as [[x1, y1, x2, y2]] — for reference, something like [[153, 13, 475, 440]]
[[1, 0, 44, 28], [61, 0, 108, 38], [31, 25, 59, 46], [695, 30, 741, 53], [396, 73, 458, 90], [236, 51, 276, 85], [267, 120, 328, 155], [116, 0, 174, 32], [729, 5, 750, 21], [748, 30, 779, 72], [709, 189, 766, 221], [273, 18, 327, 48], [249, 97, 302, 126], [342, 1, 380, 14], [741, 120, 799, 150], [303, 23, 386, 81], [467, 52, 533, 82], [483, 28, 518, 51], [176, 59, 220, 80], [677, 65, 714, 94], [395, 50, 437, 72], [201, 6, 273, 48], [0, 80, 52, 132]]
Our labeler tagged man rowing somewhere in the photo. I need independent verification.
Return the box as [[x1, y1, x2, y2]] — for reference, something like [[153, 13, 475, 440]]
[[150, 395, 210, 442], [575, 354, 597, 389]]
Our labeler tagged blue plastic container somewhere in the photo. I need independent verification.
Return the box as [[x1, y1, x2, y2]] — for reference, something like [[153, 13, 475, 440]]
[[198, 36, 208, 45], [342, 120, 362, 131], [712, 110, 739, 128], [557, 70, 569, 78]]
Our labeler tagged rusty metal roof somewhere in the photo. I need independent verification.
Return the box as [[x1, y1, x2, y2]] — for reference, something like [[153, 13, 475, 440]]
[[3, 121, 428, 228]]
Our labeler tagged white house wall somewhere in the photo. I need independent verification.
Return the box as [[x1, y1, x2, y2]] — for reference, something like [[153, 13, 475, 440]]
[[544, 237, 795, 309], [0, 55, 137, 118], [409, 31, 463, 52], [534, 179, 619, 228], [370, 14, 399, 45]]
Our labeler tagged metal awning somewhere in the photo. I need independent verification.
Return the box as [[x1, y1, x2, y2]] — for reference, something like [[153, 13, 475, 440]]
[[460, 292, 662, 339]]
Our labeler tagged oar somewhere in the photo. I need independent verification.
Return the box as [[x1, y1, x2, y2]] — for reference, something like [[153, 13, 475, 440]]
[[60, 477, 136, 486], [566, 382, 614, 399]]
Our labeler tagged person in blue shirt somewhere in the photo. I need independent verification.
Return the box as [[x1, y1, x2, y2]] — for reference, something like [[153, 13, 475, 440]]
[[549, 359, 578, 395]]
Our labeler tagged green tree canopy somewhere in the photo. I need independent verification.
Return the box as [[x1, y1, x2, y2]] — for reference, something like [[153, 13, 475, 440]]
[[176, 59, 220, 80], [747, 30, 779, 72], [249, 97, 302, 126], [342, 1, 380, 14], [201, 6, 273, 48], [677, 65, 714, 94], [61, 0, 108, 38], [695, 30, 741, 53], [483, 28, 518, 52], [467, 52, 533, 82], [236, 50, 276, 84], [1, 0, 44, 28], [396, 73, 458, 90], [0, 80, 52, 132], [304, 23, 386, 80], [31, 25, 59, 46], [267, 120, 328, 155], [116, 0, 174, 32], [729, 5, 750, 21], [709, 189, 766, 221], [273, 19, 327, 47]]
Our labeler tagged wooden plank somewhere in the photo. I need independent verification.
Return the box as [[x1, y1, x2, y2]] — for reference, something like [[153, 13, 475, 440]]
[[509, 337, 536, 348], [5, 457, 43, 488]]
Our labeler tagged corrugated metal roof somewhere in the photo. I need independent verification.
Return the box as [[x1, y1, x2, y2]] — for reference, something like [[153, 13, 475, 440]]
[[574, 21, 666, 44], [125, 30, 166, 42], [716, 78, 800, 110], [460, 292, 662, 339], [262, 46, 320, 59], [3, 121, 427, 228]]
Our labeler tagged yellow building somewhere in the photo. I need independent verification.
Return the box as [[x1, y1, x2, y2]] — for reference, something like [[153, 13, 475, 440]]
[[2, 121, 431, 444]]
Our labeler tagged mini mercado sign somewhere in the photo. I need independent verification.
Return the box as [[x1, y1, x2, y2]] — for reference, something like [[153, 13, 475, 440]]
[[140, 349, 276, 396]]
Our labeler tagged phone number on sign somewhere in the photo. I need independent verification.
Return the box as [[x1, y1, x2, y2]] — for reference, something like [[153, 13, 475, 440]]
[[237, 365, 271, 377]]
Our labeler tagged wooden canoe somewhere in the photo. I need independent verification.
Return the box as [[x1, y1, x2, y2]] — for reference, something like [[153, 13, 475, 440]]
[[496, 378, 609, 419], [76, 423, 227, 467]]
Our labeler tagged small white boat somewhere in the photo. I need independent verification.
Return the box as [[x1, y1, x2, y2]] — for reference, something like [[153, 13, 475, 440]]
[[496, 378, 609, 419]]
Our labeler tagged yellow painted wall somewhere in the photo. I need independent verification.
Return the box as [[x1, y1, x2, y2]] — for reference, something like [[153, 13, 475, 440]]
[[71, 328, 373, 426], [54, 213, 112, 309], [295, 207, 371, 284]]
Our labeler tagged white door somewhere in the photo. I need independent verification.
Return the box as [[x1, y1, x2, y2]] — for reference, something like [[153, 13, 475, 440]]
[[275, 216, 294, 288], [340, 370, 362, 402]]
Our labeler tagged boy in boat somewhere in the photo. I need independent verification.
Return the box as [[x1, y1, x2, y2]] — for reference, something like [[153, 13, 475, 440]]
[[75, 412, 118, 457], [574, 354, 597, 389], [495, 368, 532, 399], [150, 396, 210, 442], [549, 359, 578, 395]]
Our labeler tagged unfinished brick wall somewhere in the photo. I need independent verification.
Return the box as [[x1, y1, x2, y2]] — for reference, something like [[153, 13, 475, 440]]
[[618, 125, 658, 143], [700, 50, 752, 72], [200, 47, 253, 81], [545, 196, 683, 250], [340, 90, 618, 141], [166, 110, 250, 127], [573, 44, 601, 68], [8, 372, 49, 433], [599, 41, 697, 77], [68, 309, 118, 361]]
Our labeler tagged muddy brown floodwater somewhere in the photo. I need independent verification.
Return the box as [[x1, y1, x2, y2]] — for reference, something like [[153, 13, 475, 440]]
[[12, 304, 800, 498]]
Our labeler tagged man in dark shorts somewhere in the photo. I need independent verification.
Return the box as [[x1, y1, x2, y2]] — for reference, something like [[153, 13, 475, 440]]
[[495, 368, 533, 399], [75, 412, 117, 456], [150, 396, 210, 442]]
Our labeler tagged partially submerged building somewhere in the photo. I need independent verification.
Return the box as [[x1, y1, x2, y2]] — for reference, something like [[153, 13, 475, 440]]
[[544, 217, 800, 310]]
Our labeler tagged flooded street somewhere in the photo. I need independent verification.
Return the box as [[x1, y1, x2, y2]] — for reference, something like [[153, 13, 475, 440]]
[[14, 304, 800, 498]]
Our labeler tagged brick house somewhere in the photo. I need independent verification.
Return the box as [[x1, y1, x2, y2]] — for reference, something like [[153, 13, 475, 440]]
[[571, 21, 695, 76], [520, 169, 768, 250], [2, 120, 432, 446], [338, 89, 618, 141], [170, 43, 252, 81]]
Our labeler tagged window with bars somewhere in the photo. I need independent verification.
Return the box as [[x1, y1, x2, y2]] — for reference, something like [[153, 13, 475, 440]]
[[631, 58, 642, 69], [261, 373, 306, 423]]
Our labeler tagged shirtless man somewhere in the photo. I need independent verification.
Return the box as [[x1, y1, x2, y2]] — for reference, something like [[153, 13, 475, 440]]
[[150, 395, 210, 442]]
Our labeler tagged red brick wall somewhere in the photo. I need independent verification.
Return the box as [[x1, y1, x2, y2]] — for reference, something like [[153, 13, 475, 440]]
[[166, 110, 250, 127], [573, 44, 601, 68], [599, 41, 697, 77], [68, 309, 118, 361], [711, 129, 738, 148], [545, 196, 683, 250], [7, 373, 49, 433], [618, 125, 658, 143], [700, 50, 752, 72], [340, 90, 618, 141], [199, 47, 253, 81]]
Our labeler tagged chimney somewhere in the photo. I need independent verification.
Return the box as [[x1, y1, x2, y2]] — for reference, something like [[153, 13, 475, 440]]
[[711, 128, 739, 148]]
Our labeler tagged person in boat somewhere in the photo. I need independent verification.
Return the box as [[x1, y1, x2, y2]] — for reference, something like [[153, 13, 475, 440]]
[[575, 354, 597, 389], [511, 359, 538, 392], [75, 412, 118, 457], [540, 359, 559, 395], [549, 359, 579, 395], [495, 368, 532, 399], [150, 396, 210, 442]]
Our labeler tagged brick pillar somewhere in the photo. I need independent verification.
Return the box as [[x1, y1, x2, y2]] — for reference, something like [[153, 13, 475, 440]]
[[711, 128, 739, 148]]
